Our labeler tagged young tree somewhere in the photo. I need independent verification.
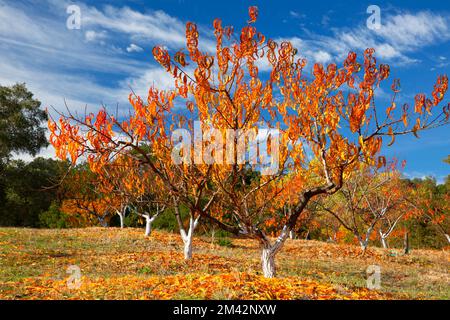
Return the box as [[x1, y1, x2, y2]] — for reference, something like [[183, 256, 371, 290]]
[[59, 165, 114, 227], [408, 179, 450, 244], [102, 154, 166, 235], [134, 196, 165, 237], [316, 165, 415, 250], [49, 7, 449, 277]]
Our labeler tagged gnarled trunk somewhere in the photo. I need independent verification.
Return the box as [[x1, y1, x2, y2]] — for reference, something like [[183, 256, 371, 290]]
[[259, 226, 291, 278], [261, 245, 276, 278], [98, 215, 108, 227]]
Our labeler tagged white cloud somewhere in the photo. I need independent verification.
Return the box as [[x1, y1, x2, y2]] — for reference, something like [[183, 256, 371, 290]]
[[85, 30, 108, 43], [278, 11, 449, 67], [82, 6, 186, 47], [126, 43, 143, 53], [374, 12, 450, 50], [313, 50, 332, 64], [119, 67, 176, 99]]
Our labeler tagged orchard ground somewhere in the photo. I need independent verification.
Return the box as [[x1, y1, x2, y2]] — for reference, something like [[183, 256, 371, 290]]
[[0, 227, 448, 299]]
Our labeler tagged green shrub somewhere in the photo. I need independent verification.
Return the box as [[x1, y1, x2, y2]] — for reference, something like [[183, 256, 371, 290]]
[[216, 237, 233, 247], [39, 202, 69, 229], [153, 205, 189, 232]]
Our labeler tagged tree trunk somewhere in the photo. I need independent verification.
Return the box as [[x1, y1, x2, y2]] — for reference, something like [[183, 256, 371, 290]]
[[261, 245, 276, 278], [119, 213, 124, 229], [360, 241, 368, 252], [144, 216, 152, 237], [98, 215, 108, 227], [380, 237, 388, 249], [379, 231, 388, 249], [179, 216, 200, 261], [289, 230, 295, 240], [404, 232, 410, 254], [445, 234, 450, 244], [183, 237, 193, 260], [358, 236, 369, 253], [259, 226, 291, 278]]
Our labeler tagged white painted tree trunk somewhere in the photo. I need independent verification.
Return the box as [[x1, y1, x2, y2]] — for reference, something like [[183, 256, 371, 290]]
[[359, 225, 375, 251], [118, 213, 124, 229], [179, 216, 200, 261], [445, 234, 450, 244], [144, 216, 152, 237], [261, 246, 276, 278], [360, 242, 368, 251], [115, 209, 125, 229], [289, 230, 295, 239], [380, 237, 388, 249], [379, 230, 388, 248], [260, 226, 291, 278], [183, 237, 193, 260], [139, 210, 161, 237], [358, 237, 369, 251]]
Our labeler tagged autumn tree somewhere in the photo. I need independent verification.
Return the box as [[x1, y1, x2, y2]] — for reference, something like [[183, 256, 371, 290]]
[[316, 164, 416, 250], [59, 165, 115, 227], [134, 194, 166, 237], [101, 153, 166, 235], [49, 7, 449, 277], [407, 178, 450, 244], [99, 155, 140, 229]]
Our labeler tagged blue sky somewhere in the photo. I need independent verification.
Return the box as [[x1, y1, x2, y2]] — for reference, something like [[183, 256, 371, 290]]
[[1, 0, 449, 182]]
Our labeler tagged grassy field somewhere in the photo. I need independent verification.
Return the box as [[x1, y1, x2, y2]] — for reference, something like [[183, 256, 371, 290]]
[[0, 227, 448, 300]]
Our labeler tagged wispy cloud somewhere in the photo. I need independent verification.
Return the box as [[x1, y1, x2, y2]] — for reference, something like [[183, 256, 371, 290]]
[[281, 11, 450, 66], [85, 30, 108, 43], [0, 0, 195, 114], [126, 43, 143, 53]]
